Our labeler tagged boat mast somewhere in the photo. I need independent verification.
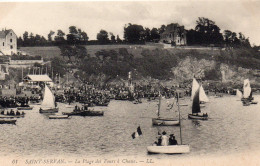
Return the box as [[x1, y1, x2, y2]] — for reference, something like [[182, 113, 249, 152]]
[[177, 92, 182, 145], [158, 91, 161, 117]]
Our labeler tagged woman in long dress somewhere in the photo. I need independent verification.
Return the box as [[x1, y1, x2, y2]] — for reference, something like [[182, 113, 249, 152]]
[[161, 131, 169, 146]]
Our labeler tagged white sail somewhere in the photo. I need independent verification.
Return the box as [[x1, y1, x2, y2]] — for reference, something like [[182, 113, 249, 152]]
[[191, 78, 209, 102], [236, 89, 243, 98], [199, 86, 209, 102], [191, 78, 200, 100], [243, 79, 251, 98], [41, 85, 55, 108]]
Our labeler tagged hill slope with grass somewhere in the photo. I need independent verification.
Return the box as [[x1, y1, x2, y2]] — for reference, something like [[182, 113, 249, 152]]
[[17, 45, 260, 88]]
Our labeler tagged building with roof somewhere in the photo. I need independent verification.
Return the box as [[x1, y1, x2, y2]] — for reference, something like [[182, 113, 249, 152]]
[[160, 23, 187, 46], [0, 29, 17, 55], [22, 74, 54, 87]]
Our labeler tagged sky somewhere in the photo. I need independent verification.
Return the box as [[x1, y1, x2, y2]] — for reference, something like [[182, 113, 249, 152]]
[[0, 0, 260, 45]]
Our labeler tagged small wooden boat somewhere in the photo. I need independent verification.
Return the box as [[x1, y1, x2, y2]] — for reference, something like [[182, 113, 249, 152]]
[[250, 101, 258, 104], [152, 118, 179, 126], [49, 115, 70, 119], [147, 145, 190, 154], [188, 85, 208, 120], [39, 107, 59, 113], [17, 107, 33, 110], [0, 119, 16, 124], [62, 110, 104, 116], [39, 85, 59, 113], [95, 102, 109, 106], [152, 93, 179, 126], [0, 114, 25, 118], [188, 114, 208, 120]]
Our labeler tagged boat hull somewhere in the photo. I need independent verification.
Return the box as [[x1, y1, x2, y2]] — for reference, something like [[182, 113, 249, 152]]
[[63, 110, 104, 116], [0, 114, 24, 118], [39, 108, 59, 113], [152, 118, 179, 126], [49, 115, 69, 119], [0, 119, 16, 124], [147, 145, 190, 154], [188, 114, 208, 120], [17, 107, 33, 110]]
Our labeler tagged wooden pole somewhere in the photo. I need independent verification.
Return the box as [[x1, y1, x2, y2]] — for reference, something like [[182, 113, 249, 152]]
[[177, 92, 183, 145], [158, 91, 161, 117]]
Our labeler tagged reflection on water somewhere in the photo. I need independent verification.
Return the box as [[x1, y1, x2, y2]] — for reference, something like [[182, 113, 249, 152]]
[[0, 95, 259, 159]]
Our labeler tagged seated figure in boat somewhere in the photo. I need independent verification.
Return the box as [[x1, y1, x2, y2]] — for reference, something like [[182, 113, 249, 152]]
[[1, 110, 4, 115], [16, 111, 20, 115], [10, 109, 15, 115], [169, 134, 178, 145], [155, 133, 162, 146], [161, 131, 168, 146], [193, 112, 208, 117]]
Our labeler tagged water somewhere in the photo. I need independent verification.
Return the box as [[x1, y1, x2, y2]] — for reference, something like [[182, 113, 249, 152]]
[[0, 95, 260, 160]]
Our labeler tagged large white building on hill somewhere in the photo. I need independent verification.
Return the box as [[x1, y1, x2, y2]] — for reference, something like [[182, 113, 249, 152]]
[[0, 29, 17, 55]]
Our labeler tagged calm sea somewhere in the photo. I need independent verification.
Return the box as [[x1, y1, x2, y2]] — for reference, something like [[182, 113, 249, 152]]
[[0, 95, 259, 161]]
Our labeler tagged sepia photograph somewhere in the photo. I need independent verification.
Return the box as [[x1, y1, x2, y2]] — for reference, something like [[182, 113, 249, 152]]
[[0, 0, 260, 165]]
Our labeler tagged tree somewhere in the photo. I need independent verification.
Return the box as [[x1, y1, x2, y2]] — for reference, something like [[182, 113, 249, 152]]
[[81, 31, 89, 43], [97, 29, 109, 44], [195, 17, 223, 45], [110, 33, 116, 43], [151, 28, 160, 41], [17, 37, 23, 47], [116, 35, 122, 43], [54, 30, 66, 45], [124, 23, 145, 43], [69, 26, 78, 34], [144, 28, 151, 42], [48, 30, 55, 42], [67, 26, 80, 45], [159, 25, 166, 34]]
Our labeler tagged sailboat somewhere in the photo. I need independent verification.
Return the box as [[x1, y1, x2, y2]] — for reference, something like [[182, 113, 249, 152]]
[[147, 93, 190, 154], [152, 93, 179, 126], [191, 78, 209, 104], [236, 89, 243, 99], [39, 84, 58, 113], [241, 79, 257, 105], [188, 85, 208, 120]]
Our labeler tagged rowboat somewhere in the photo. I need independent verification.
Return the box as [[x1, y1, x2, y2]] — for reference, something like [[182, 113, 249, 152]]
[[147, 144, 190, 154], [49, 115, 70, 119], [0, 114, 25, 118], [0, 119, 16, 124], [62, 110, 104, 116], [17, 107, 33, 110], [152, 118, 179, 126]]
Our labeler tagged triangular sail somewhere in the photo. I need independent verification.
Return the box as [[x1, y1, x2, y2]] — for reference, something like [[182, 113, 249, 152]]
[[191, 78, 199, 100], [41, 85, 55, 108], [236, 89, 243, 98], [199, 86, 209, 102], [243, 79, 251, 98], [191, 78, 209, 102], [192, 86, 201, 114]]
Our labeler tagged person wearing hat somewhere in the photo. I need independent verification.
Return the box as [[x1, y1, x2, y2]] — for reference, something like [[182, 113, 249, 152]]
[[169, 134, 178, 145], [161, 131, 169, 146]]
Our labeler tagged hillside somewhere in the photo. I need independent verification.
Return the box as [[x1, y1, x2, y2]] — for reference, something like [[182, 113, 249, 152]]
[[18, 45, 260, 88]]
